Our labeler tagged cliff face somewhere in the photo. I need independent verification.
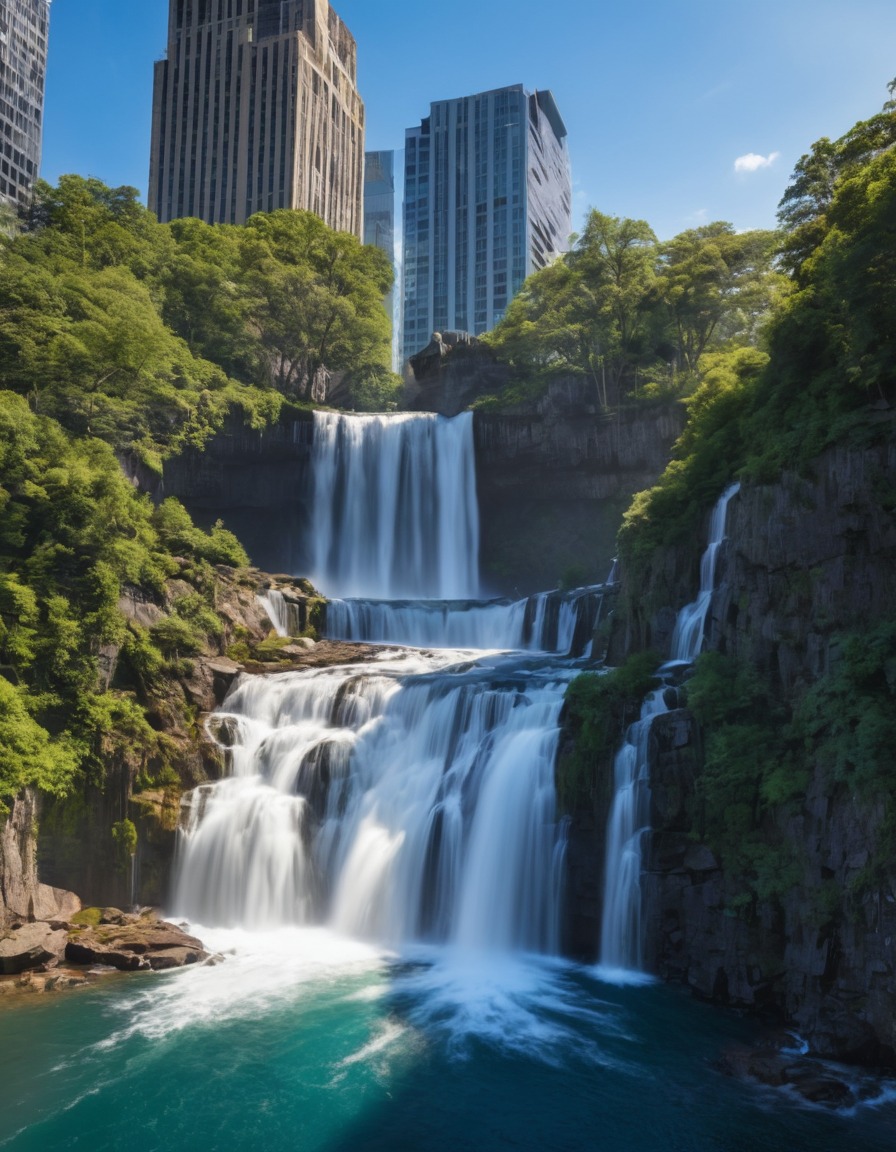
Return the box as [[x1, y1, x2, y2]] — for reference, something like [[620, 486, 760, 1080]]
[[163, 384, 684, 596], [164, 416, 316, 577], [474, 382, 684, 594], [609, 427, 896, 1065], [644, 711, 896, 1066], [0, 791, 80, 927], [619, 431, 896, 677]]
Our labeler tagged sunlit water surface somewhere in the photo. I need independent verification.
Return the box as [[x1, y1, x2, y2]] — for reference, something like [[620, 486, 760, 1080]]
[[2, 929, 894, 1152]]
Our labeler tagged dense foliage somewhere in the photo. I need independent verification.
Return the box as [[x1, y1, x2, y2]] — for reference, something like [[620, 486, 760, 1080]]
[[0, 388, 248, 815], [617, 82, 896, 578], [0, 176, 396, 456], [481, 209, 782, 408]]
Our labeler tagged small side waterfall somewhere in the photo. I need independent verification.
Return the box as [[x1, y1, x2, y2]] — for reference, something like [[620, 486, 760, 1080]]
[[669, 483, 740, 662], [257, 589, 291, 638], [311, 411, 480, 600], [599, 482, 739, 975], [599, 691, 669, 972]]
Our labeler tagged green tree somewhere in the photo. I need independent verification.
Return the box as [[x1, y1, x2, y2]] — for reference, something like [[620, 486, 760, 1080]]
[[655, 224, 780, 378]]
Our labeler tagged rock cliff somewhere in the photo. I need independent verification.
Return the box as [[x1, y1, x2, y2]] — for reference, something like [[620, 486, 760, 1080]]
[[475, 381, 684, 593], [644, 710, 896, 1067], [162, 379, 684, 596], [599, 425, 896, 1066]]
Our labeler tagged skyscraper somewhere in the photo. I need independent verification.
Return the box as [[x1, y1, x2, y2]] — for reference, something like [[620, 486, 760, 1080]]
[[149, 0, 364, 236], [0, 0, 50, 213], [402, 84, 571, 363], [363, 149, 396, 366]]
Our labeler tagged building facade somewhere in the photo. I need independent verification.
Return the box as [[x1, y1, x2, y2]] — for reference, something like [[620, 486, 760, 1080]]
[[363, 148, 396, 366], [0, 0, 50, 212], [149, 0, 364, 235], [402, 84, 571, 363]]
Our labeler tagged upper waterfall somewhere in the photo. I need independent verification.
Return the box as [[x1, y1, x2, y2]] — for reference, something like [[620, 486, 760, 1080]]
[[311, 411, 480, 601]]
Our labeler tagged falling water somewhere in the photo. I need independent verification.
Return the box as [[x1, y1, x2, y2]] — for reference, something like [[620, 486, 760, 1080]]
[[598, 690, 668, 973], [175, 412, 590, 957], [257, 589, 291, 638], [599, 482, 740, 975], [311, 411, 480, 600], [322, 586, 604, 656], [669, 483, 741, 662], [173, 652, 572, 952]]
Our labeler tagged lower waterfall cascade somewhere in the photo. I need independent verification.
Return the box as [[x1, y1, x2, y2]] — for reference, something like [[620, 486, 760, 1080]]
[[175, 412, 598, 957], [598, 482, 740, 975]]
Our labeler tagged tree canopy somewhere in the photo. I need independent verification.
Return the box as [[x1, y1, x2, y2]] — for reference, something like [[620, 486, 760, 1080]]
[[618, 81, 896, 573], [481, 207, 782, 407], [0, 176, 398, 455]]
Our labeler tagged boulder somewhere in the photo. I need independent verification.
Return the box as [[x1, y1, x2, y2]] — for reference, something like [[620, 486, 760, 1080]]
[[31, 884, 82, 923], [0, 922, 68, 974], [65, 913, 208, 973]]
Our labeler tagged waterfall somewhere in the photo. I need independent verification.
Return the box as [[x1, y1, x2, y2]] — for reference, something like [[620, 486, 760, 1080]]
[[257, 589, 291, 637], [173, 410, 593, 957], [599, 482, 739, 975], [598, 690, 668, 972], [311, 411, 480, 600], [323, 586, 604, 656], [669, 483, 740, 662], [173, 653, 571, 952]]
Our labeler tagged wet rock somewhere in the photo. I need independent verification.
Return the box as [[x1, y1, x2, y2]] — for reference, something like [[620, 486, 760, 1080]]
[[718, 1042, 857, 1107]]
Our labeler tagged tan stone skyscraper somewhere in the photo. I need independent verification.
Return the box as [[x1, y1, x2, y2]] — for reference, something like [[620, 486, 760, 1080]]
[[149, 0, 364, 235]]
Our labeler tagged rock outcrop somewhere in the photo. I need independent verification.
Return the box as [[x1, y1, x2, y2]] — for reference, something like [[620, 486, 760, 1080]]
[[64, 909, 208, 972], [0, 922, 69, 975], [474, 382, 684, 593], [1, 791, 81, 929]]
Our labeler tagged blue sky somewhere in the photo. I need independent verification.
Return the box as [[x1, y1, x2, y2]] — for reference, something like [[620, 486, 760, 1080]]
[[43, 0, 896, 239]]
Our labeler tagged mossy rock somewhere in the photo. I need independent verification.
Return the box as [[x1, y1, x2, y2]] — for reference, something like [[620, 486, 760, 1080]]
[[69, 907, 103, 928]]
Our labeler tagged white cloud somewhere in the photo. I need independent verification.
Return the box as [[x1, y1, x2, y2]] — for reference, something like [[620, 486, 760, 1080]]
[[734, 151, 781, 174]]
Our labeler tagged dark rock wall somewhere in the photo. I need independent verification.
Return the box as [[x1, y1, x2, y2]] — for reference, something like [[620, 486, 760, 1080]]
[[163, 384, 684, 596], [164, 416, 315, 576], [601, 427, 896, 1064], [716, 439, 896, 693], [475, 384, 684, 594], [643, 711, 896, 1066], [618, 431, 896, 675]]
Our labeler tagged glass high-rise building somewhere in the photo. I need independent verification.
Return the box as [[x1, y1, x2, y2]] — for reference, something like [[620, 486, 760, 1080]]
[[0, 0, 50, 212], [402, 84, 571, 364], [364, 149, 396, 366], [149, 0, 364, 235]]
